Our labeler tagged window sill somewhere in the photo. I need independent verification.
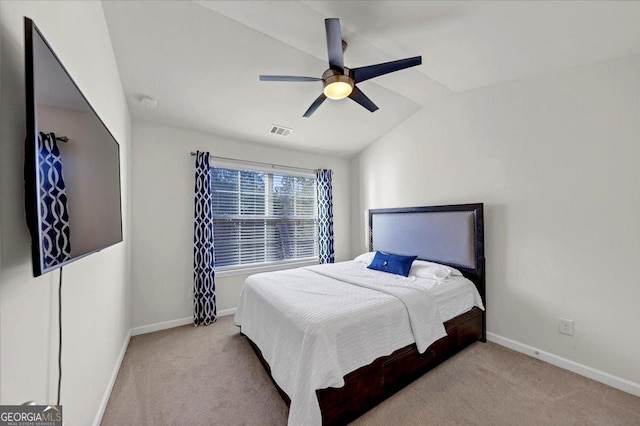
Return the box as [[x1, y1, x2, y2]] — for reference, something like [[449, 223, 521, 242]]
[[215, 259, 319, 278]]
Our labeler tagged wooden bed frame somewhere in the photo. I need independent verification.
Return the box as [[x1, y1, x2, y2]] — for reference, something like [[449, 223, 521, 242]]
[[243, 203, 486, 425]]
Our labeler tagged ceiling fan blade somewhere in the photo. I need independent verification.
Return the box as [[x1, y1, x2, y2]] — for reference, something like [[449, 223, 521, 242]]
[[349, 86, 378, 113], [260, 75, 322, 82], [350, 56, 422, 83], [303, 93, 327, 118], [325, 18, 344, 71]]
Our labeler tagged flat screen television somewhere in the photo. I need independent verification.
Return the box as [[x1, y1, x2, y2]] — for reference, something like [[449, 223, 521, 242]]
[[24, 17, 123, 277]]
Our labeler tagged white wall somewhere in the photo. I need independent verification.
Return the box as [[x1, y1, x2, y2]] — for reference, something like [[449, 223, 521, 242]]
[[0, 2, 131, 425], [351, 55, 640, 385], [130, 122, 351, 327]]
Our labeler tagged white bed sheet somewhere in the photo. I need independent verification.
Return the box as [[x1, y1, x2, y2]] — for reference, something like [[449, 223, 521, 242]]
[[234, 261, 483, 426]]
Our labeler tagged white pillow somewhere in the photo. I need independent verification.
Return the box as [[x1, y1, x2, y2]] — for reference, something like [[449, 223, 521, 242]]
[[410, 260, 462, 280], [356, 253, 461, 280], [354, 251, 376, 264]]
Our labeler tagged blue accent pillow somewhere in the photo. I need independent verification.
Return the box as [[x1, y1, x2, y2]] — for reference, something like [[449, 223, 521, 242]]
[[367, 252, 418, 277]]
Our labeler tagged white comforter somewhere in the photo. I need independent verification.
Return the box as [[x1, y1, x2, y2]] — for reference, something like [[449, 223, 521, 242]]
[[234, 261, 471, 426]]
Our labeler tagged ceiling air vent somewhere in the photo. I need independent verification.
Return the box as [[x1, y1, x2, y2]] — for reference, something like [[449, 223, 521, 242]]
[[269, 124, 293, 137]]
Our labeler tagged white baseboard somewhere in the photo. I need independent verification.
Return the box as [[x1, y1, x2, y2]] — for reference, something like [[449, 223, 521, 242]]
[[130, 317, 193, 336], [487, 332, 640, 397], [217, 307, 236, 318], [93, 329, 131, 426], [130, 308, 237, 337]]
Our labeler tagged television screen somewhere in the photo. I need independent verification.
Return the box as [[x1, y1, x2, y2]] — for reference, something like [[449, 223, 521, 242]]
[[24, 18, 123, 277]]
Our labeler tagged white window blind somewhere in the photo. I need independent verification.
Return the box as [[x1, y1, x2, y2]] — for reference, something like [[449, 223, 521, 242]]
[[210, 166, 318, 269]]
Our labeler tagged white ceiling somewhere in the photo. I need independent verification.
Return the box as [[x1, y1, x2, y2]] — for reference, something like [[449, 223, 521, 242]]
[[102, 1, 640, 158]]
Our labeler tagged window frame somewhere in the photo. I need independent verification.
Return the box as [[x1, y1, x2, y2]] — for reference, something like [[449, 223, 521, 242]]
[[209, 161, 319, 273]]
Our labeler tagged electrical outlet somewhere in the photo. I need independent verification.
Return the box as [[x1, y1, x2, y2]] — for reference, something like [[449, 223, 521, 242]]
[[559, 318, 574, 336]]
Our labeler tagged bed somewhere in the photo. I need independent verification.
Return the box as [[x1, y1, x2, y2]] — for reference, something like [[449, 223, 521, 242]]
[[234, 203, 486, 425]]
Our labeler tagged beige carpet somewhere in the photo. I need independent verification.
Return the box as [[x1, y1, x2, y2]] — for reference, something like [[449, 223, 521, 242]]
[[102, 316, 640, 425]]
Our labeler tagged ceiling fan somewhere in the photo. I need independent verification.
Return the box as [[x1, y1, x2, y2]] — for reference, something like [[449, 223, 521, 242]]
[[259, 18, 422, 118]]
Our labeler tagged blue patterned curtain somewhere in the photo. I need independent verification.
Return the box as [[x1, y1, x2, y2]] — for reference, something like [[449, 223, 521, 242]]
[[316, 169, 335, 264], [193, 151, 216, 326], [38, 132, 71, 268]]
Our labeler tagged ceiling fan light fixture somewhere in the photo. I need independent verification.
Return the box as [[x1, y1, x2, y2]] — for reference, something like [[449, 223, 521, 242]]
[[259, 18, 422, 117], [323, 73, 354, 100]]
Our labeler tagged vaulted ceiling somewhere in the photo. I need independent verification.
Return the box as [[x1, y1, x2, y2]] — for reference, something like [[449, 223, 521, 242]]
[[102, 1, 640, 157]]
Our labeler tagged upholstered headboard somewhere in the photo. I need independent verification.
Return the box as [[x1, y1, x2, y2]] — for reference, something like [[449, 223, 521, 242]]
[[368, 203, 485, 309]]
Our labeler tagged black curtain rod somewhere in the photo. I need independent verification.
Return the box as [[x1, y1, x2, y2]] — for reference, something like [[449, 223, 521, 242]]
[[40, 131, 68, 142], [189, 151, 320, 174]]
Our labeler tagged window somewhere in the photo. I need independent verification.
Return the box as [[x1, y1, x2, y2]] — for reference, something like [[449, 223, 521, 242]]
[[210, 166, 318, 270]]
